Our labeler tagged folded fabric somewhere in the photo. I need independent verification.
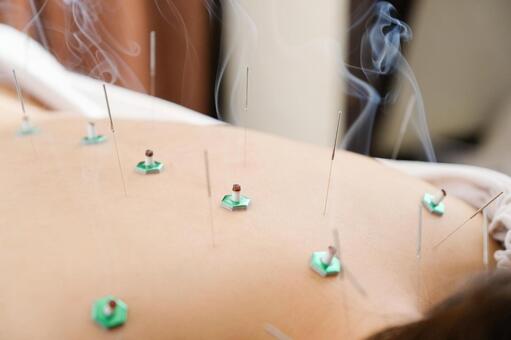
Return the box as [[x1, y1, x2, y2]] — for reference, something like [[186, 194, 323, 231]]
[[379, 159, 511, 269], [0, 24, 218, 125]]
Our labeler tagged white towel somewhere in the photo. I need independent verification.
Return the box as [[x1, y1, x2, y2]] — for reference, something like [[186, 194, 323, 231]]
[[379, 159, 511, 269], [0, 24, 219, 125]]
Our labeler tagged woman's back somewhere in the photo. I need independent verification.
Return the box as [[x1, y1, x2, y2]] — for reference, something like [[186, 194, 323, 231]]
[[0, 96, 492, 339]]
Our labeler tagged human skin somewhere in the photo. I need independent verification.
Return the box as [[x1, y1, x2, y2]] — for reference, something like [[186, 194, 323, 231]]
[[0, 89, 494, 339]]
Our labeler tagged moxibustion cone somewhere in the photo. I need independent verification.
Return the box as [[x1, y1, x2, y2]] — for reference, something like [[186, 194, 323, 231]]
[[20, 115, 32, 132], [432, 189, 446, 206], [145, 149, 154, 167], [103, 299, 117, 317], [321, 246, 337, 266], [87, 122, 97, 139], [232, 184, 241, 203]]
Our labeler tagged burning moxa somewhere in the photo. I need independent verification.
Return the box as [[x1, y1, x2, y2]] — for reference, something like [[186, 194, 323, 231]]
[[422, 189, 446, 216], [82, 122, 106, 145], [221, 184, 250, 211], [135, 149, 163, 175]]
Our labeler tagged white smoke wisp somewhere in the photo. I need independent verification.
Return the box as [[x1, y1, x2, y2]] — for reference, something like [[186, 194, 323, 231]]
[[0, 0, 47, 37], [0, 0, 50, 82], [154, 0, 202, 103], [203, 0, 221, 22], [25, 0, 49, 50], [342, 1, 436, 161], [341, 67, 381, 154], [60, 0, 144, 91], [147, 0, 258, 120], [0, 0, 49, 54]]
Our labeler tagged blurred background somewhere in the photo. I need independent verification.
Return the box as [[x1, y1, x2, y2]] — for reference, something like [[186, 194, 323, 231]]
[[2, 0, 511, 174]]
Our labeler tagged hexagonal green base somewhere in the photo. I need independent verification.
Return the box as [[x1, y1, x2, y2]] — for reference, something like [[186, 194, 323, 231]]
[[310, 251, 341, 277], [135, 161, 163, 174], [91, 296, 128, 329], [82, 135, 106, 145], [17, 127, 38, 136], [422, 193, 445, 216], [221, 194, 250, 211]]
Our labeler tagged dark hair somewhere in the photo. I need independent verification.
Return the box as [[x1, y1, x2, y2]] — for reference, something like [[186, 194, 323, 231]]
[[367, 271, 511, 340]]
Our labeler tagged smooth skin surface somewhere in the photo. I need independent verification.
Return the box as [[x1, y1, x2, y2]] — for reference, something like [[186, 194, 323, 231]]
[[0, 88, 495, 339]]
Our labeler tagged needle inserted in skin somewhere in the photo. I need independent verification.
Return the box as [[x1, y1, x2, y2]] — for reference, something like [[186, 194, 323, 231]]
[[323, 110, 343, 216], [244, 66, 249, 111], [433, 191, 503, 249], [417, 203, 423, 258], [243, 66, 249, 166], [333, 229, 367, 297], [331, 228, 360, 337], [12, 69, 26, 117], [333, 229, 342, 278], [204, 150, 216, 247], [103, 84, 128, 197], [12, 69, 38, 157], [483, 210, 489, 272], [150, 31, 156, 97], [416, 204, 423, 304]]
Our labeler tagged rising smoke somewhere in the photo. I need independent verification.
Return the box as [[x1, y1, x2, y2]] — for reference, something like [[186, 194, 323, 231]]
[[62, 0, 143, 90], [343, 1, 436, 161], [0, 0, 145, 90], [208, 0, 435, 159], [0, 0, 435, 160]]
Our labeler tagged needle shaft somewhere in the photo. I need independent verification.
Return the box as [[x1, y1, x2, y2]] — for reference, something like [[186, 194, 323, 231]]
[[204, 150, 216, 247], [243, 66, 249, 166], [12, 69, 26, 117], [103, 84, 127, 197], [433, 191, 503, 249], [12, 69, 38, 158], [483, 210, 489, 271], [417, 204, 423, 258], [150, 31, 156, 97], [244, 66, 249, 111], [323, 110, 343, 215]]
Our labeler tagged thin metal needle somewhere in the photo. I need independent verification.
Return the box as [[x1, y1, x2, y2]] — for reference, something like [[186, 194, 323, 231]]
[[332, 228, 354, 336], [204, 150, 216, 247], [417, 204, 423, 258], [323, 110, 343, 216], [483, 210, 489, 271], [12, 69, 26, 117], [244, 66, 249, 111], [344, 267, 367, 297], [416, 204, 423, 304], [150, 30, 156, 97], [243, 66, 249, 167], [391, 95, 415, 160], [12, 69, 38, 158], [333, 229, 343, 279], [333, 229, 367, 296], [433, 191, 503, 249], [103, 84, 128, 197]]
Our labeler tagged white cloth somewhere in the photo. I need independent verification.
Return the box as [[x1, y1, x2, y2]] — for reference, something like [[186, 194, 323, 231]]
[[379, 159, 511, 269], [0, 24, 219, 126]]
